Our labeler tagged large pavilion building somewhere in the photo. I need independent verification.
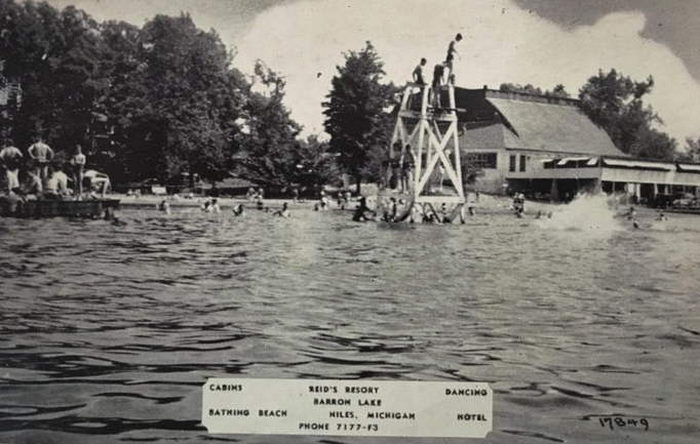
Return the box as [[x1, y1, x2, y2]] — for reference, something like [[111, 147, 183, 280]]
[[450, 87, 700, 202]]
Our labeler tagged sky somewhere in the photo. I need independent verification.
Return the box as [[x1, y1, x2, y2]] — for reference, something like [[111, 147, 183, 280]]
[[45, 0, 700, 145]]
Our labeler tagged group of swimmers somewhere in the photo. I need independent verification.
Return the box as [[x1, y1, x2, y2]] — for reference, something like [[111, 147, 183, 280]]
[[0, 137, 88, 200], [157, 197, 290, 218], [246, 200, 292, 218], [352, 195, 469, 224], [623, 206, 668, 229]]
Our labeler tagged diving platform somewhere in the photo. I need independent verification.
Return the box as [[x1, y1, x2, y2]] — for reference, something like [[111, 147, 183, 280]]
[[385, 82, 466, 223]]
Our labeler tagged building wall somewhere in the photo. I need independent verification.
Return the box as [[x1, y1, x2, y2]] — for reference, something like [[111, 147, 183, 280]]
[[453, 89, 700, 198], [464, 146, 598, 194]]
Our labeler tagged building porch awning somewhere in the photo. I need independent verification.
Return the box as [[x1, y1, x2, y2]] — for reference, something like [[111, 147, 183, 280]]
[[677, 163, 700, 173], [602, 158, 673, 171]]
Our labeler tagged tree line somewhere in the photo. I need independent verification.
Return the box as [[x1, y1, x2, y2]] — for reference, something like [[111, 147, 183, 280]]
[[0, 0, 334, 190], [2, 0, 697, 193]]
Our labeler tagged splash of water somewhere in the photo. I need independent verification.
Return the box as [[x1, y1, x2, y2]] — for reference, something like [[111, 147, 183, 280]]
[[537, 193, 623, 233]]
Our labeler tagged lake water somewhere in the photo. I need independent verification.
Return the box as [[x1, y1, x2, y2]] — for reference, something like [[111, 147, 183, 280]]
[[1, 199, 699, 444]]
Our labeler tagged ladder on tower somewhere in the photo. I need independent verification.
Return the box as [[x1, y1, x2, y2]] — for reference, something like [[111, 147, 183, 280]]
[[384, 82, 466, 223]]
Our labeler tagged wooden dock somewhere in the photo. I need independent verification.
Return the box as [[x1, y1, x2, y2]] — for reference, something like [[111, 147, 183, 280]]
[[0, 198, 120, 218]]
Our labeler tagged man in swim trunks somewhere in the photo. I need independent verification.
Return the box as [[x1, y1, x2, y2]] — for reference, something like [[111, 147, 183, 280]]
[[27, 136, 54, 182], [445, 33, 463, 80], [45, 167, 70, 197], [412, 58, 427, 85], [0, 140, 23, 193], [431, 62, 446, 108], [70, 144, 86, 197]]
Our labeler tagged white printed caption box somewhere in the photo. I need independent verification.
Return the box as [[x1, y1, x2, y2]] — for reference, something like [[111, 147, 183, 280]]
[[202, 378, 492, 437]]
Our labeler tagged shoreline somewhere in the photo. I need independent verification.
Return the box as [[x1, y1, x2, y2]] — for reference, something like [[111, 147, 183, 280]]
[[112, 192, 669, 220], [114, 192, 564, 214]]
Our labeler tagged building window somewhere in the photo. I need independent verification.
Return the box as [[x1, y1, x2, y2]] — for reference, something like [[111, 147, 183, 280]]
[[465, 152, 497, 169], [509, 155, 516, 172], [520, 155, 526, 172]]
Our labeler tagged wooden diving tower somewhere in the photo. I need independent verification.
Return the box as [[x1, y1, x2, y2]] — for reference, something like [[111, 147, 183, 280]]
[[386, 82, 465, 223]]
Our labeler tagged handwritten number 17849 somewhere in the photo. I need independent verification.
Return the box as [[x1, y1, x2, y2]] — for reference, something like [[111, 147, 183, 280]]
[[599, 416, 649, 431]]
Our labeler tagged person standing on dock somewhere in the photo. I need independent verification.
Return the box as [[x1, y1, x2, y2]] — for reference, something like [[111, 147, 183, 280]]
[[27, 136, 54, 183], [0, 140, 23, 194], [70, 144, 86, 198]]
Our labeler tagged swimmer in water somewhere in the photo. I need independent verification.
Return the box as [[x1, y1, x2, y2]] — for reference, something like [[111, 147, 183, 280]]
[[158, 199, 171, 214], [111, 216, 128, 226], [232, 203, 244, 216], [383, 197, 398, 222], [352, 196, 375, 222], [656, 211, 667, 221], [273, 202, 290, 218], [201, 198, 221, 213]]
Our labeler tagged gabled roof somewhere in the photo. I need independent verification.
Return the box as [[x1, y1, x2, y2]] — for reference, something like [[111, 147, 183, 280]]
[[486, 97, 625, 157]]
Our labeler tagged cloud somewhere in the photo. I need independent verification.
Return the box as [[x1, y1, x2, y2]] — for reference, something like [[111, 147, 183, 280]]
[[235, 0, 700, 144]]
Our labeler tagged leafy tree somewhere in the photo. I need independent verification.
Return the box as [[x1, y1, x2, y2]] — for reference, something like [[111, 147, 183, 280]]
[[578, 69, 678, 159], [1, 1, 109, 149], [630, 126, 676, 161], [93, 13, 247, 184], [131, 14, 239, 182], [549, 84, 570, 98], [677, 137, 700, 162], [499, 82, 569, 98], [359, 144, 388, 187], [290, 135, 338, 191], [499, 83, 543, 95], [323, 41, 396, 193], [234, 61, 302, 188], [93, 20, 148, 182]]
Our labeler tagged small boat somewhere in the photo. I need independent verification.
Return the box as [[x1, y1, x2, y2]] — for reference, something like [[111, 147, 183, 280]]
[[0, 197, 120, 219]]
